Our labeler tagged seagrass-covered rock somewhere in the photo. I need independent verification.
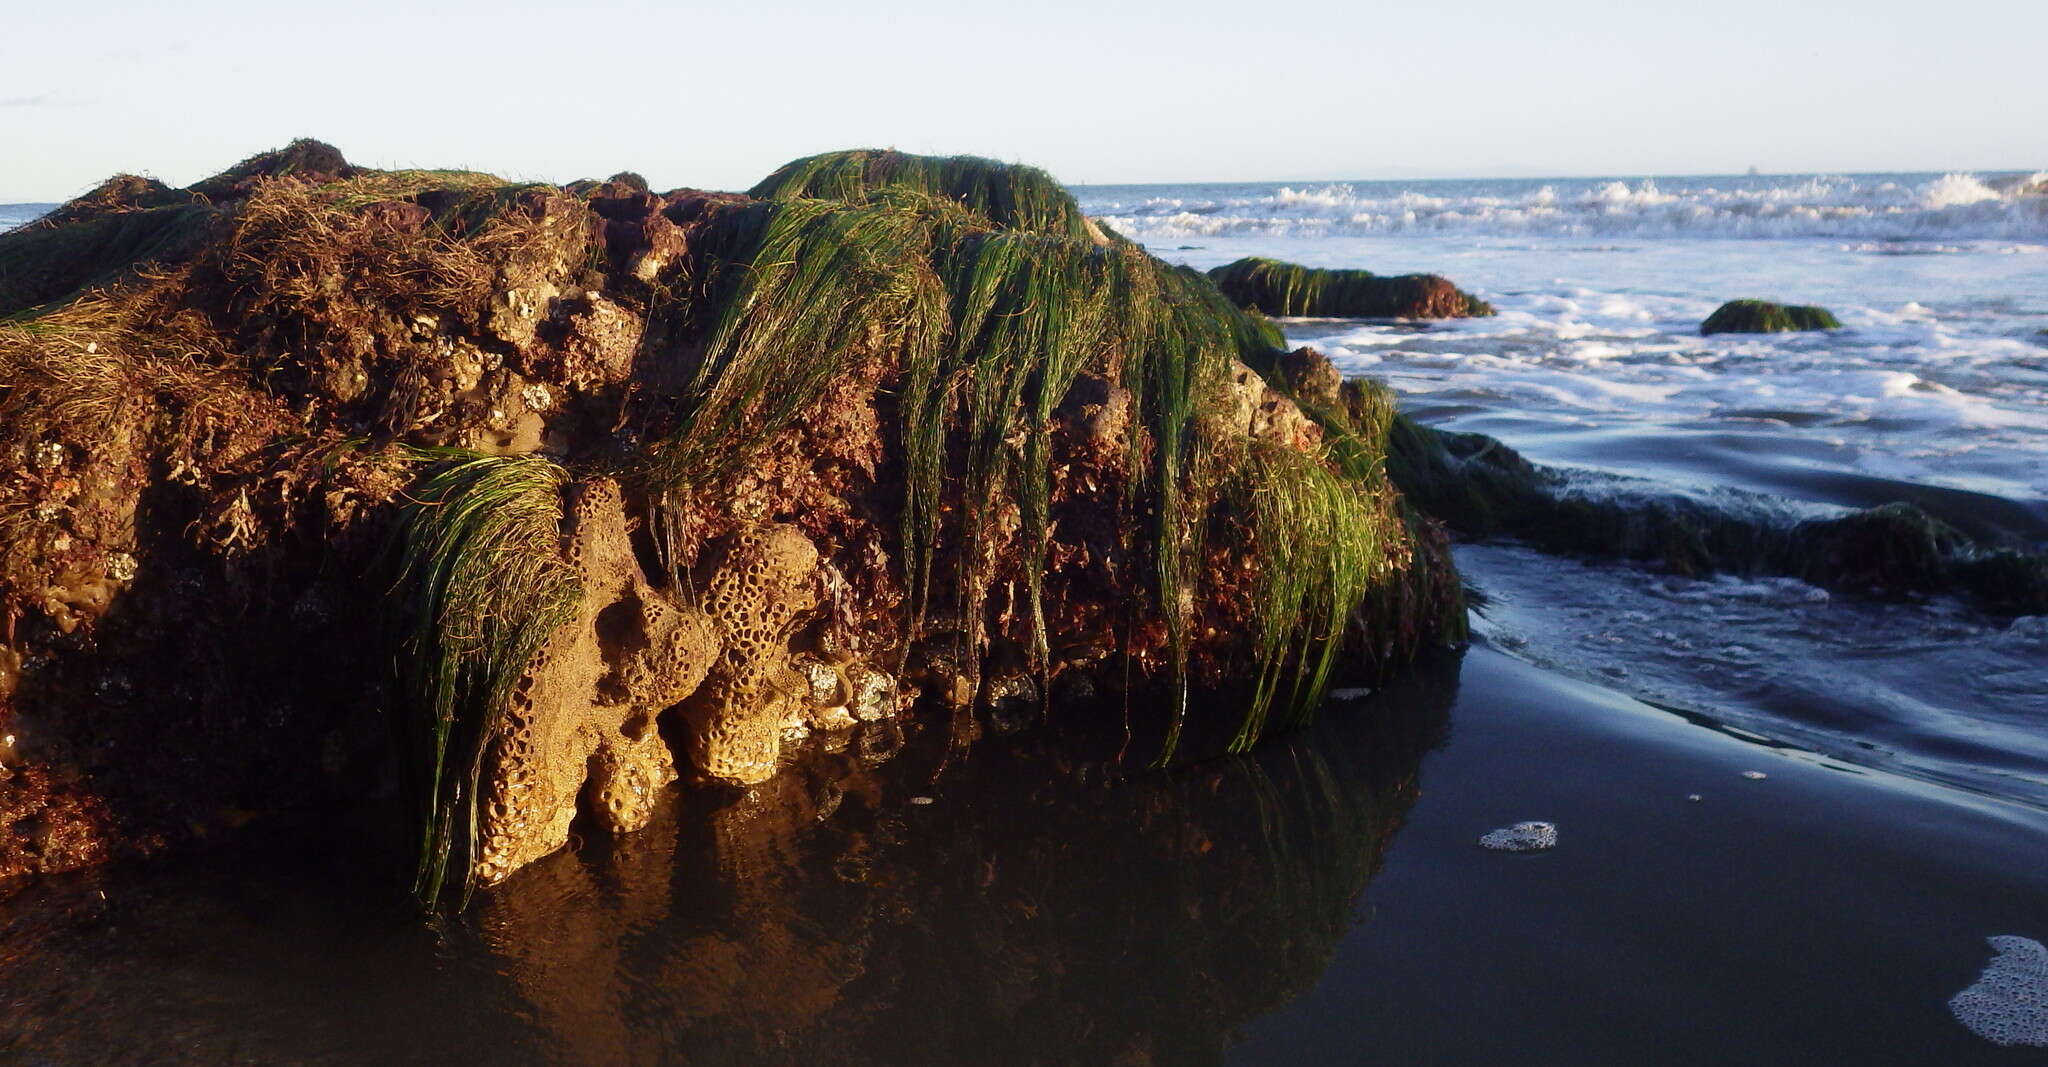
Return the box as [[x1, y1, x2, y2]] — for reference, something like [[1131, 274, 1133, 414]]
[[1208, 256, 1494, 319], [0, 144, 1467, 901], [1700, 298, 1842, 334]]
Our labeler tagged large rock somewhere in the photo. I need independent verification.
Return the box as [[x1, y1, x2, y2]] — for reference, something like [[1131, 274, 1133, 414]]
[[0, 144, 1467, 899]]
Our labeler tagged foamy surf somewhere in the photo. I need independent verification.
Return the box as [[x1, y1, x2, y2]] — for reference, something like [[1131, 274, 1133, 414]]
[[1083, 171, 2048, 242], [1950, 936, 2048, 1047], [1479, 821, 1558, 851]]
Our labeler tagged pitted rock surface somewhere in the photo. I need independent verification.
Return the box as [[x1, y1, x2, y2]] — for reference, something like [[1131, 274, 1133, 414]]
[[475, 479, 718, 885], [682, 525, 822, 786]]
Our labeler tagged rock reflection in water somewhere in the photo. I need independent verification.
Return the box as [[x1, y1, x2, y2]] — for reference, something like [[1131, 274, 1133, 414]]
[[0, 662, 1454, 1063], [474, 660, 1455, 1065]]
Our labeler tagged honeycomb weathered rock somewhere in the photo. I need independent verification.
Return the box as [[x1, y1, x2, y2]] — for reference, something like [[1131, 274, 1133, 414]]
[[474, 479, 719, 885], [681, 525, 822, 787]]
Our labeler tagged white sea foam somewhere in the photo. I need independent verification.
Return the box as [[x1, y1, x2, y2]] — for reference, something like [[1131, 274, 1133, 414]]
[[1479, 821, 1557, 851], [1085, 172, 2048, 242], [1919, 173, 2004, 210], [1286, 268, 2048, 502], [1950, 936, 2048, 1047]]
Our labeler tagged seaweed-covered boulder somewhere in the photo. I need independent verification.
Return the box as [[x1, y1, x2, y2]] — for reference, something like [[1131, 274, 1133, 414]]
[[31, 174, 187, 228], [1208, 256, 1494, 319], [0, 144, 1466, 901], [0, 195, 212, 315], [186, 137, 358, 201], [1700, 299, 1841, 335], [1795, 502, 1961, 593]]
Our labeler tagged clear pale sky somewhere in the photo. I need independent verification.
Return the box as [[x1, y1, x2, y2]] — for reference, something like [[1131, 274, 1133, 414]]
[[4, 0, 2044, 201]]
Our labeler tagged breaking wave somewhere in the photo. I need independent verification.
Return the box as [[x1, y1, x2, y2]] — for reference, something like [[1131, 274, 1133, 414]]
[[1084, 171, 2048, 242]]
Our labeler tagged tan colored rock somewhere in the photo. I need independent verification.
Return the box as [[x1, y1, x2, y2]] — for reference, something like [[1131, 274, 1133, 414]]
[[1223, 361, 1323, 453], [681, 525, 822, 787], [474, 478, 719, 885]]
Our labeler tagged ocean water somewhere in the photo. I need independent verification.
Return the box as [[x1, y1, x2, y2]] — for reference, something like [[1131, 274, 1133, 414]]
[[0, 204, 54, 231], [1078, 171, 2048, 813]]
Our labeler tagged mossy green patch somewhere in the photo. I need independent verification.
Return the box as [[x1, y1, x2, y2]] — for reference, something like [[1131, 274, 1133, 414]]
[[1208, 256, 1494, 319], [748, 149, 1094, 240], [1700, 299, 1841, 335]]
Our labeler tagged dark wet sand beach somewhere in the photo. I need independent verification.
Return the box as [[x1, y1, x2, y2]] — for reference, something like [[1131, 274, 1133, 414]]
[[1235, 646, 2048, 1064]]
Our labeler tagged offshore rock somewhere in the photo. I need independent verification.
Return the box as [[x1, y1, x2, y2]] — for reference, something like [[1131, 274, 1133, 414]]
[[1208, 256, 1494, 319], [1700, 299, 1842, 335]]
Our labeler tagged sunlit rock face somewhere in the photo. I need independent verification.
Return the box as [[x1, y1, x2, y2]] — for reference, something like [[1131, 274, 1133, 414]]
[[475, 479, 716, 886], [0, 141, 1467, 896]]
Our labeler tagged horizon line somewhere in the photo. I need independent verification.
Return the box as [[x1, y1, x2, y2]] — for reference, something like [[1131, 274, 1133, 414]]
[[5, 162, 2044, 207]]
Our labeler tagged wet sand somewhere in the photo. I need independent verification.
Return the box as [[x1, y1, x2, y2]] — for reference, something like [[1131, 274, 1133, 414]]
[[1237, 646, 2048, 1064]]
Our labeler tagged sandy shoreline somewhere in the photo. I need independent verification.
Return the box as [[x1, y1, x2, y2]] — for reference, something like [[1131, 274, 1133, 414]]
[[1236, 645, 2048, 1063]]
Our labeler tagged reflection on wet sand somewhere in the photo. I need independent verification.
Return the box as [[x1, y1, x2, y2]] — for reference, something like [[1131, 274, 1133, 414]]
[[0, 660, 1455, 1063], [475, 658, 1456, 1064]]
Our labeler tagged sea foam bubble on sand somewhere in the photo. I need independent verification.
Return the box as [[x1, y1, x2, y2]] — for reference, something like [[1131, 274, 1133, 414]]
[[1479, 821, 1557, 852], [1950, 935, 2048, 1047]]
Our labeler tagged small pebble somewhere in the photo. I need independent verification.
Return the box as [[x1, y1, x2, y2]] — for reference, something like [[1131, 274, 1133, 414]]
[[909, 796, 934, 806]]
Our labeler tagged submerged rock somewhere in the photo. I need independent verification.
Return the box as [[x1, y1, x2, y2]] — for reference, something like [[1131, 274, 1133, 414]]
[[0, 143, 1466, 897], [1379, 407, 2048, 616], [1699, 299, 1841, 335], [1208, 256, 1494, 319]]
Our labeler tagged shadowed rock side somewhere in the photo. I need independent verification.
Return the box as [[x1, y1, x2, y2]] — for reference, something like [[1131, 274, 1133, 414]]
[[0, 143, 1465, 898], [1208, 256, 1495, 319], [1381, 408, 2048, 614], [1699, 298, 1841, 335]]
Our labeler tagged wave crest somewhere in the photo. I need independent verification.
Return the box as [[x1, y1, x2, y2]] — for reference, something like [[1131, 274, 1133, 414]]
[[1086, 172, 2048, 241]]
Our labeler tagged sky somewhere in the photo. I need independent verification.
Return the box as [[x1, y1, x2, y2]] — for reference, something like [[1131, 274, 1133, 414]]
[[3, 0, 2046, 201]]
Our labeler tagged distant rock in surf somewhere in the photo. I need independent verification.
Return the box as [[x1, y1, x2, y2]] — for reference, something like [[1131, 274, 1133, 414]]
[[1699, 299, 1842, 335], [1208, 256, 1494, 319]]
